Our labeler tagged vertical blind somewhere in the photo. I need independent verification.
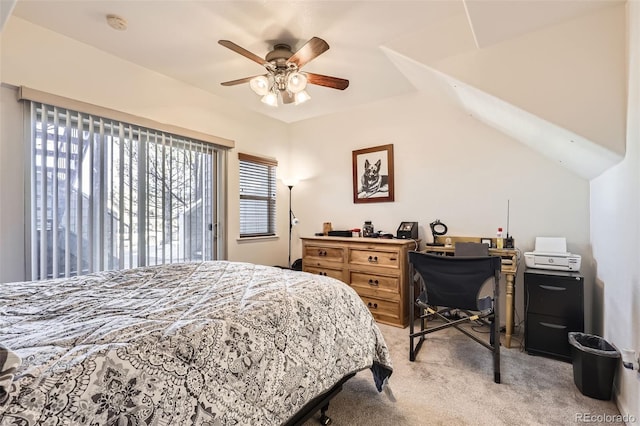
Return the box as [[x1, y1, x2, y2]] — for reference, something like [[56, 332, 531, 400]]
[[239, 153, 277, 237], [29, 101, 223, 280]]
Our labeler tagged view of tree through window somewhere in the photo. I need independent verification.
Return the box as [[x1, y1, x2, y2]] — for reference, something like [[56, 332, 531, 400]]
[[30, 103, 220, 280]]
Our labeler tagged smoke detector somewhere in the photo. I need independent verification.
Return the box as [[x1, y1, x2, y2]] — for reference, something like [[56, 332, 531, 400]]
[[106, 14, 127, 31]]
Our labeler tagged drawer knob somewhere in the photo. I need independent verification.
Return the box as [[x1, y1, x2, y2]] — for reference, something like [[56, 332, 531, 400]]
[[368, 255, 378, 263], [367, 302, 378, 309], [368, 279, 379, 286], [318, 250, 327, 256]]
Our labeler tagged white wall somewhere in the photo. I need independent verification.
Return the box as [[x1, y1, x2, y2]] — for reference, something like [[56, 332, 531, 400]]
[[0, 17, 292, 282], [289, 91, 593, 331], [0, 0, 16, 32], [590, 1, 640, 421]]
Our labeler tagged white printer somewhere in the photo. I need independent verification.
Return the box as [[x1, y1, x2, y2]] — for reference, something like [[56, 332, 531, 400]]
[[524, 237, 581, 272]]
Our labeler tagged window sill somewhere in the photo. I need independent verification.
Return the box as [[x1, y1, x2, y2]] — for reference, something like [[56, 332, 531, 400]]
[[236, 235, 280, 243]]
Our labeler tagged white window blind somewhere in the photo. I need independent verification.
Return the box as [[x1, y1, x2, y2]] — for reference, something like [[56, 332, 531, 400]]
[[28, 101, 226, 280], [239, 153, 277, 238]]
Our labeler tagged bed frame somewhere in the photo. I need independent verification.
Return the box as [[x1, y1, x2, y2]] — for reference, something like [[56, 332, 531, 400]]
[[284, 373, 356, 425]]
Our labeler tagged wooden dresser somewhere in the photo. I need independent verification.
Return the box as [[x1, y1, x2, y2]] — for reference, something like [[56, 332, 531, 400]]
[[301, 236, 418, 328]]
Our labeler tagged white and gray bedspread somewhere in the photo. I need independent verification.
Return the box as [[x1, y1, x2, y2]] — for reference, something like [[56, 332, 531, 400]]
[[0, 261, 393, 425]]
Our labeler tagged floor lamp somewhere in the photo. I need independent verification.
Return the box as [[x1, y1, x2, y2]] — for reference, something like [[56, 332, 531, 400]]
[[288, 184, 294, 268]]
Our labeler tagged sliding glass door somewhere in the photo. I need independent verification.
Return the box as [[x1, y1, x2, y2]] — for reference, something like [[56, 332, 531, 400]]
[[28, 102, 225, 280]]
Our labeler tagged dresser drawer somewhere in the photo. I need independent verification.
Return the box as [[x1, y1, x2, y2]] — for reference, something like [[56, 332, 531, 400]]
[[349, 248, 400, 269], [304, 245, 345, 264], [303, 266, 345, 282], [525, 273, 583, 317], [360, 295, 400, 323], [350, 271, 399, 299]]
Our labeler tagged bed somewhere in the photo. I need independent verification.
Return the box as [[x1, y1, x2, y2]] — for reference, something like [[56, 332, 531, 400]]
[[0, 261, 393, 425]]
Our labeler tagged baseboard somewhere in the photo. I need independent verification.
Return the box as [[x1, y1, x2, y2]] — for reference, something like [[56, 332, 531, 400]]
[[613, 384, 639, 424]]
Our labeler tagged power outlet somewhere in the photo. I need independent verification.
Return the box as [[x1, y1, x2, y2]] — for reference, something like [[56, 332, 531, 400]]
[[621, 349, 640, 371]]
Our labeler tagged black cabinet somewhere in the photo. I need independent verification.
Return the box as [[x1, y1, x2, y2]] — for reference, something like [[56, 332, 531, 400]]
[[524, 269, 584, 361]]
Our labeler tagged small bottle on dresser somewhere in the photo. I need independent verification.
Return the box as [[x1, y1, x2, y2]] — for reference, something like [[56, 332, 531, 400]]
[[496, 227, 504, 249]]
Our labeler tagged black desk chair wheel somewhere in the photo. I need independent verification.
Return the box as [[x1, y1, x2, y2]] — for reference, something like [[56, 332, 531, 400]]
[[408, 250, 502, 383]]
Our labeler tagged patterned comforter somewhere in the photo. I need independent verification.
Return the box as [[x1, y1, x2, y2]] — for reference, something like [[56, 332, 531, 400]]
[[0, 261, 393, 425]]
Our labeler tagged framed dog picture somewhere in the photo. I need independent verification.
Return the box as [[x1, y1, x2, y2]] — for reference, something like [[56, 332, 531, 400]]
[[352, 144, 394, 203]]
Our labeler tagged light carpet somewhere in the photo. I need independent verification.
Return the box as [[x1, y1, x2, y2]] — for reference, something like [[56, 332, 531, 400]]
[[304, 321, 624, 425]]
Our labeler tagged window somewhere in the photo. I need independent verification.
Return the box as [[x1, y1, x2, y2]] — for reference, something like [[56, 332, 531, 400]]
[[239, 153, 277, 238], [27, 100, 228, 280]]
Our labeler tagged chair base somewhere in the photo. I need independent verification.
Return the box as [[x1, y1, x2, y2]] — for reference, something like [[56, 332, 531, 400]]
[[409, 309, 501, 384], [409, 336, 424, 362]]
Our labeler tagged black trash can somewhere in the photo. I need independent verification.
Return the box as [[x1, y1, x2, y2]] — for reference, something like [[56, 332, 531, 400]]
[[568, 332, 620, 400]]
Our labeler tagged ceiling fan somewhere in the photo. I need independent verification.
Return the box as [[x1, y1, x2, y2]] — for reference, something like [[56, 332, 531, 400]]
[[218, 37, 349, 106]]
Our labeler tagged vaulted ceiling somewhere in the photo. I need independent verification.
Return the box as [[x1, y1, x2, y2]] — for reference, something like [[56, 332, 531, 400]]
[[4, 0, 628, 178]]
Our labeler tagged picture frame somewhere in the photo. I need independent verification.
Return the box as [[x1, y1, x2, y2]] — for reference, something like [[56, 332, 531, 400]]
[[481, 238, 493, 247], [352, 144, 394, 204]]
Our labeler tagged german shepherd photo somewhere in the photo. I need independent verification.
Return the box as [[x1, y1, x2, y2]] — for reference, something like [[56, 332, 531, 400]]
[[358, 158, 389, 198], [352, 144, 394, 203]]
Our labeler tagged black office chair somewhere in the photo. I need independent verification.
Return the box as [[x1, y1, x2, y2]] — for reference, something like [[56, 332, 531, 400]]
[[408, 250, 502, 383]]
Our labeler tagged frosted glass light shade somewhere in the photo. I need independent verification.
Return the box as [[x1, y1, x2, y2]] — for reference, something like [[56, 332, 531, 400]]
[[287, 72, 307, 93], [250, 76, 270, 96], [261, 92, 278, 107], [294, 90, 311, 105]]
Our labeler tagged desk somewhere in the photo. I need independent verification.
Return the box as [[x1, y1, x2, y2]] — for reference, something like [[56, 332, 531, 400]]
[[423, 236, 519, 348]]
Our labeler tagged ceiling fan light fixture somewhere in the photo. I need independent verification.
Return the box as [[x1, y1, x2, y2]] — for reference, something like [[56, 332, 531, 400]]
[[287, 72, 307, 93], [294, 90, 311, 105], [219, 37, 349, 108], [249, 76, 270, 96], [261, 91, 279, 107]]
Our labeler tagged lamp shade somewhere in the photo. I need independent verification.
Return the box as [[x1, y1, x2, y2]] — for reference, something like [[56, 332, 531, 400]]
[[283, 178, 299, 187], [294, 90, 311, 105], [261, 91, 278, 107], [287, 72, 308, 93], [250, 76, 270, 96]]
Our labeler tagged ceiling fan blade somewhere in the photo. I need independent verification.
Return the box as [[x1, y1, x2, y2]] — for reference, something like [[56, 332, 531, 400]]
[[306, 73, 349, 90], [281, 91, 295, 104], [220, 75, 265, 86], [218, 40, 270, 68], [287, 37, 330, 68]]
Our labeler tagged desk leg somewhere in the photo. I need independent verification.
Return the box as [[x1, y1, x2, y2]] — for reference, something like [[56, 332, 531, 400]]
[[505, 273, 515, 348]]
